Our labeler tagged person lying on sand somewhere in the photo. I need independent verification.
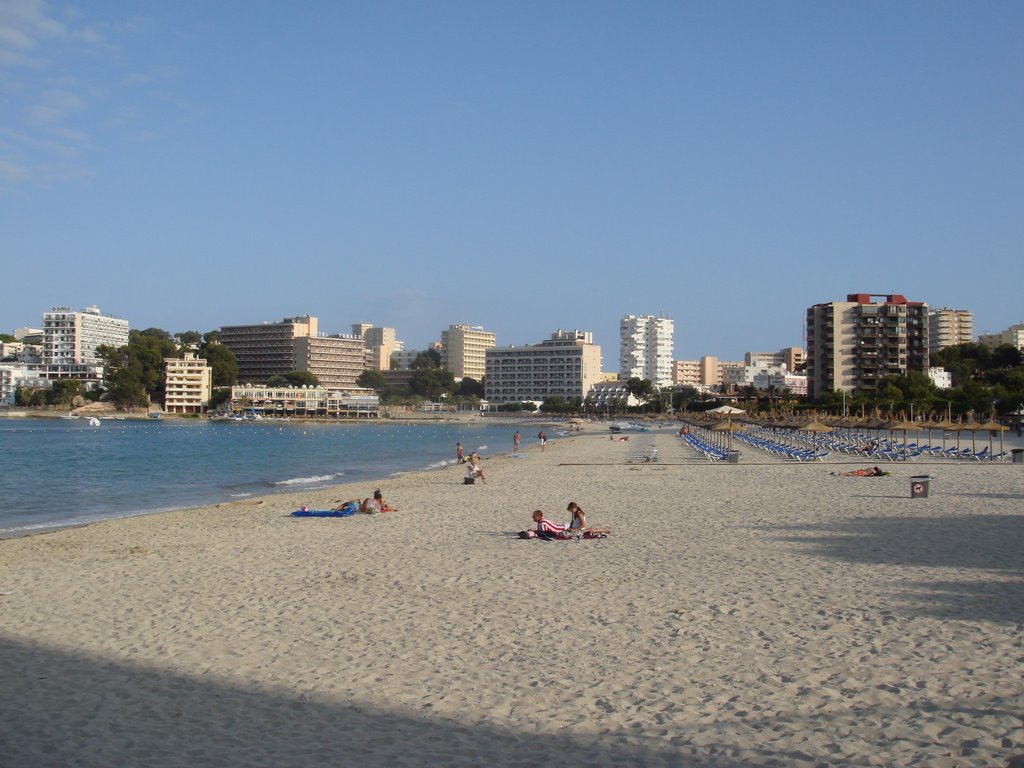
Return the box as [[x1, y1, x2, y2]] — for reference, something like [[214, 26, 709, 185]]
[[335, 489, 396, 513], [832, 466, 889, 477]]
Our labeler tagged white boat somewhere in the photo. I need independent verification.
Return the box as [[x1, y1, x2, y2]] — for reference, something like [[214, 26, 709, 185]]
[[87, 417, 101, 427]]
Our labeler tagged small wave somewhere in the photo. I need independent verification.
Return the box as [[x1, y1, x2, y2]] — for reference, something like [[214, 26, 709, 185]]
[[273, 473, 343, 486], [476, 444, 488, 451], [228, 492, 254, 498]]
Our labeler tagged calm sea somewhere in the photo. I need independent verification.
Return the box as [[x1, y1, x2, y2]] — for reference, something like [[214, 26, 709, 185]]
[[0, 417, 555, 536]]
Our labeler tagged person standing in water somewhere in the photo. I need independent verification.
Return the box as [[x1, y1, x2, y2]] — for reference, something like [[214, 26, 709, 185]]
[[513, 431, 521, 453]]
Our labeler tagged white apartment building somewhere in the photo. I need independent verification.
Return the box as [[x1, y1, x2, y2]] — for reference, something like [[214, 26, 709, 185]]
[[928, 308, 974, 353], [745, 347, 804, 372], [619, 315, 674, 388], [927, 367, 953, 389], [441, 324, 495, 381], [41, 306, 129, 387], [0, 363, 52, 406], [163, 353, 213, 414], [485, 330, 602, 404], [586, 381, 641, 410]]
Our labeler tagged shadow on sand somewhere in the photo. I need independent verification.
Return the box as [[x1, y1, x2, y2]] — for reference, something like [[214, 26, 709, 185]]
[[760, 514, 1024, 623], [0, 636, 717, 768]]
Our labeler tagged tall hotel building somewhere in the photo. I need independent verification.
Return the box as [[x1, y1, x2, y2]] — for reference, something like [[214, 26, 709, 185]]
[[294, 335, 366, 390], [484, 330, 602, 404], [928, 308, 974, 353], [805, 294, 928, 399], [42, 305, 129, 384], [221, 316, 318, 384], [441, 324, 495, 381], [221, 315, 365, 388], [619, 315, 674, 388]]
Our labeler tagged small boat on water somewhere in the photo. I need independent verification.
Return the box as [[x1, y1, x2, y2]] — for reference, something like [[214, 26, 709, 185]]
[[609, 421, 650, 433], [87, 417, 101, 427]]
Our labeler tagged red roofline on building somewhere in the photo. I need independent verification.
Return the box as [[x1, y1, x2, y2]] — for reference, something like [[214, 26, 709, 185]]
[[810, 294, 925, 308], [846, 293, 913, 304]]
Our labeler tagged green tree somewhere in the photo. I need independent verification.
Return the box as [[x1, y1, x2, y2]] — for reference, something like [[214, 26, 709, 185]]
[[284, 370, 319, 387], [540, 395, 570, 413], [456, 377, 484, 398], [0, 333, 15, 343], [16, 387, 48, 407], [409, 367, 455, 398], [48, 379, 85, 407], [199, 342, 238, 387], [624, 377, 654, 403], [176, 330, 203, 349], [357, 370, 386, 390], [412, 350, 442, 369]]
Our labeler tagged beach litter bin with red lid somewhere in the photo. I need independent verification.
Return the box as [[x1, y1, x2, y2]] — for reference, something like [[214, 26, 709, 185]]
[[910, 475, 931, 498]]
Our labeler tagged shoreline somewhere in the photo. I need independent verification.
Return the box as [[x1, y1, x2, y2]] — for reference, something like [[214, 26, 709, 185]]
[[0, 419, 581, 540], [1, 430, 1021, 766]]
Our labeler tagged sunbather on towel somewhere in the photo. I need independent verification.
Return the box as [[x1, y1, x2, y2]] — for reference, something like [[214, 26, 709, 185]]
[[833, 466, 888, 477], [335, 489, 396, 513], [566, 502, 610, 534]]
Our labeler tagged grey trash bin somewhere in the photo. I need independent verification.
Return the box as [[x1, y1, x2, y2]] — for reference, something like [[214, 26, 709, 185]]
[[727, 450, 741, 464], [1012, 449, 1024, 464], [910, 475, 931, 498]]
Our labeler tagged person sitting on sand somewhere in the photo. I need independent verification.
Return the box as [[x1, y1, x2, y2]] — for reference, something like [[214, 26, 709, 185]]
[[566, 501, 610, 534], [833, 466, 888, 477], [466, 453, 486, 483]]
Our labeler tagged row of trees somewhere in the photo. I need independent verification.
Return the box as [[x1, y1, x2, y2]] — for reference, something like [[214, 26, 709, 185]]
[[811, 343, 1024, 420], [95, 329, 238, 409]]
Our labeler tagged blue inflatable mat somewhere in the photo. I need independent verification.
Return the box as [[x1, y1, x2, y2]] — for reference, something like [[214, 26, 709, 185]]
[[291, 508, 356, 518]]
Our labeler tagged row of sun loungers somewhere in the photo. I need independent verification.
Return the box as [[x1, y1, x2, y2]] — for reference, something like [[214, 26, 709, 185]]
[[732, 431, 829, 461], [680, 426, 1009, 463], [813, 433, 1008, 462], [679, 432, 729, 462]]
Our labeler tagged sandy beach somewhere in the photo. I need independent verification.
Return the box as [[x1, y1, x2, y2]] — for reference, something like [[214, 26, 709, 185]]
[[1, 428, 1021, 767]]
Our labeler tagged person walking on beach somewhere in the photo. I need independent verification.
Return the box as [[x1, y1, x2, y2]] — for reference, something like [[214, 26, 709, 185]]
[[538, 430, 546, 452], [513, 431, 521, 453], [456, 442, 465, 464]]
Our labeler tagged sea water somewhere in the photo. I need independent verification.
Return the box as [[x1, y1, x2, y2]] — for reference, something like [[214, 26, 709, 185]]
[[0, 418, 551, 536]]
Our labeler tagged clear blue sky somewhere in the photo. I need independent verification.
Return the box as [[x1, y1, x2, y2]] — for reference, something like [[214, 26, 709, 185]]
[[2, 1, 1021, 362]]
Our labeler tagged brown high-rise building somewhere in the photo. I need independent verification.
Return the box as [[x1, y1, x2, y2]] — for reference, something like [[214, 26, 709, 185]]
[[805, 294, 929, 400]]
